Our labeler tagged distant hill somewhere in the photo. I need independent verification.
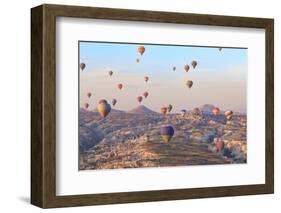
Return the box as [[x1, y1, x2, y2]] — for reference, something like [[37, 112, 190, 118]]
[[128, 105, 158, 114]]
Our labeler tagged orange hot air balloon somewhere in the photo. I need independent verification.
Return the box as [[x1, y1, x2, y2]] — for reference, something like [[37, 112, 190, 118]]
[[108, 70, 113, 76], [185, 80, 193, 88], [144, 76, 149, 82], [212, 107, 220, 116], [137, 96, 143, 103], [138, 46, 145, 56], [80, 63, 86, 71], [117, 83, 123, 90], [167, 104, 173, 112], [112, 99, 117, 106], [136, 58, 139, 63], [97, 99, 111, 118], [160, 107, 168, 115], [143, 91, 149, 98], [191, 60, 197, 69], [84, 103, 89, 109], [87, 92, 92, 98], [184, 64, 190, 72], [224, 110, 233, 117]]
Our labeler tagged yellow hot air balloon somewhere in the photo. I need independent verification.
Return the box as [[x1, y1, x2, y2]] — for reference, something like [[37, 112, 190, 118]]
[[185, 80, 193, 88], [97, 99, 111, 118]]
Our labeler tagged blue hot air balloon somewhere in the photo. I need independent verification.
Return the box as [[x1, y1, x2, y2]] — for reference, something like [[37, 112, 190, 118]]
[[160, 125, 174, 143]]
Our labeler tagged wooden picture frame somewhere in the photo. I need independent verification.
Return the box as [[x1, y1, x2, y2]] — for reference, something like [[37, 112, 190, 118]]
[[31, 4, 274, 208]]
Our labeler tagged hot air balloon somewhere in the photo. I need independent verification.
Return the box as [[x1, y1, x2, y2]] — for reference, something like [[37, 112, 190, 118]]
[[80, 63, 86, 71], [215, 139, 225, 152], [144, 76, 149, 82], [109, 70, 113, 76], [184, 64, 190, 72], [143, 91, 149, 98], [173, 66, 176, 71], [225, 110, 233, 121], [97, 99, 111, 118], [137, 96, 143, 103], [167, 104, 173, 112], [87, 92, 92, 98], [160, 125, 174, 143], [117, 83, 123, 90], [212, 107, 220, 116], [138, 46, 145, 56], [185, 80, 193, 88], [180, 109, 187, 117], [191, 60, 197, 69], [84, 103, 89, 109], [136, 58, 139, 63], [112, 99, 117, 106], [160, 107, 168, 115]]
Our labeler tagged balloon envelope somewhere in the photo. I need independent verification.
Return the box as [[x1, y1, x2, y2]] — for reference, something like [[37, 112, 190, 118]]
[[97, 100, 111, 118], [167, 104, 173, 112], [185, 80, 193, 88], [84, 103, 89, 109], [80, 63, 86, 70], [160, 125, 174, 143], [137, 96, 143, 103], [160, 107, 168, 115], [191, 60, 197, 69], [144, 76, 149, 82], [117, 84, 123, 90], [112, 99, 117, 106], [143, 91, 149, 98], [138, 46, 145, 55], [184, 64, 190, 72]]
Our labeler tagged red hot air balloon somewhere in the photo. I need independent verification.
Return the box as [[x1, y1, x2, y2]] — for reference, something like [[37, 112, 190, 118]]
[[87, 92, 92, 98], [160, 125, 175, 143], [84, 103, 89, 109], [137, 96, 143, 103], [97, 99, 111, 118], [191, 60, 198, 69], [143, 91, 149, 98], [184, 64, 190, 72], [160, 107, 168, 115], [112, 99, 117, 106], [212, 107, 220, 116], [117, 83, 123, 90], [80, 63, 86, 71], [138, 46, 145, 56], [144, 76, 149, 82]]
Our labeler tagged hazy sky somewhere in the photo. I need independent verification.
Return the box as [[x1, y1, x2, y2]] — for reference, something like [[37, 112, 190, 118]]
[[79, 41, 247, 113]]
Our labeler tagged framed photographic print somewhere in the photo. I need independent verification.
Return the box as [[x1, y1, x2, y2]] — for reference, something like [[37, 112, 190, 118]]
[[31, 4, 274, 208]]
